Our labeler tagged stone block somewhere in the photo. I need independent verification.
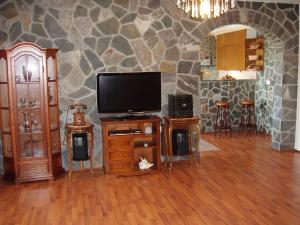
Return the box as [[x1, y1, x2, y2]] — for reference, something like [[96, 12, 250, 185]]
[[111, 35, 134, 55], [96, 17, 120, 35]]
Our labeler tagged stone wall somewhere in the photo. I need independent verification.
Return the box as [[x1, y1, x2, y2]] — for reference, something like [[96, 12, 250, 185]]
[[199, 80, 256, 132], [0, 0, 299, 173]]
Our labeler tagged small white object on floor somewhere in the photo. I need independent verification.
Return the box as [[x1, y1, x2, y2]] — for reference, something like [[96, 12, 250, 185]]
[[139, 157, 153, 170]]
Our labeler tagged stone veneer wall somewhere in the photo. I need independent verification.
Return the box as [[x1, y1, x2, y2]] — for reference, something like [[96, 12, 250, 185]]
[[199, 80, 256, 132], [0, 0, 299, 172]]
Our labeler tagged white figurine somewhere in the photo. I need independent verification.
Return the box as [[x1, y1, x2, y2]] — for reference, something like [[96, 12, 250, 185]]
[[139, 157, 153, 170]]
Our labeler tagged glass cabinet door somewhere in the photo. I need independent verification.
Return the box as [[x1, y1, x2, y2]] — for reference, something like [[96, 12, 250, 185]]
[[13, 54, 47, 160], [0, 57, 12, 158]]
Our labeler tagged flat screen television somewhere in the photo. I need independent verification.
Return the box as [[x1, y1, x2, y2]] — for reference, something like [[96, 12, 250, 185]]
[[97, 72, 161, 114]]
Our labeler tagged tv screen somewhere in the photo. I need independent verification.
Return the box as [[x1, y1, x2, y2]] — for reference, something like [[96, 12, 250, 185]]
[[97, 72, 161, 114]]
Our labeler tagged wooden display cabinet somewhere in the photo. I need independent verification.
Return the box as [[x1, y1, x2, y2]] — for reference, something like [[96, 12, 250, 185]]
[[101, 116, 161, 174], [0, 42, 64, 182]]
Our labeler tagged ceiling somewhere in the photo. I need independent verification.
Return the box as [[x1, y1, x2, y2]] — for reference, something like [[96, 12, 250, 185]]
[[239, 0, 300, 3]]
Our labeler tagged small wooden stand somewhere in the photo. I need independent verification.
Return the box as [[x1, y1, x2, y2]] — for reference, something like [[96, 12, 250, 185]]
[[65, 123, 94, 179], [163, 117, 201, 172]]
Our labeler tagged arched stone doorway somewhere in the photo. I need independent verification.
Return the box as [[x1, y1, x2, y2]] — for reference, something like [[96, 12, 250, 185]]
[[170, 2, 298, 150]]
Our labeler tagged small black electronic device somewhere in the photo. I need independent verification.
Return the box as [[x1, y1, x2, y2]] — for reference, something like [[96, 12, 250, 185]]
[[168, 94, 193, 118], [72, 133, 89, 161], [172, 129, 189, 155]]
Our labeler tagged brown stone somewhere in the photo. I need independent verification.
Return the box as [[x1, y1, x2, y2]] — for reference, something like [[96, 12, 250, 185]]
[[131, 39, 152, 67], [160, 61, 176, 73]]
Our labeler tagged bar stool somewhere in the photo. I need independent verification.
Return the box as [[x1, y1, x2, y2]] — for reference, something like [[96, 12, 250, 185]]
[[239, 99, 256, 134], [214, 101, 232, 137]]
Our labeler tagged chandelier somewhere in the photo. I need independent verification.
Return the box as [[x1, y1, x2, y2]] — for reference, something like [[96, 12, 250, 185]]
[[176, 0, 236, 19]]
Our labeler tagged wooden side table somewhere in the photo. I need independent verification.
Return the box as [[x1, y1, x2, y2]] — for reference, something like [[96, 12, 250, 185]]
[[65, 123, 94, 178], [163, 117, 201, 172]]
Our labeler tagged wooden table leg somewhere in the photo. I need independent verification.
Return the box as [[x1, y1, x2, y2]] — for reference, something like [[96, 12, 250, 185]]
[[67, 132, 72, 179], [168, 124, 173, 173], [89, 129, 94, 174]]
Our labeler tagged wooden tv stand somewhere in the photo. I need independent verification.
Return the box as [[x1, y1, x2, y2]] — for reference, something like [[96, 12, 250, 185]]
[[100, 115, 161, 174]]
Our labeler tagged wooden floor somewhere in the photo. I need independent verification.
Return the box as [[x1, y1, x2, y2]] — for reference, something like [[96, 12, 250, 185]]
[[1, 133, 300, 225]]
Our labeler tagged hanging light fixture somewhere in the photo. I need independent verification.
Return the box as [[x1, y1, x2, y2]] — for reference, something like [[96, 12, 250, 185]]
[[176, 0, 235, 19]]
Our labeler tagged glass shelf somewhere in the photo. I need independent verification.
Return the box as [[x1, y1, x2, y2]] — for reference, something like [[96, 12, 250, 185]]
[[18, 131, 43, 135]]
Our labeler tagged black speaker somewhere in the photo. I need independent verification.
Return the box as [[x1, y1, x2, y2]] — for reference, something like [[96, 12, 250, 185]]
[[172, 129, 189, 155], [72, 133, 89, 161], [168, 94, 193, 118]]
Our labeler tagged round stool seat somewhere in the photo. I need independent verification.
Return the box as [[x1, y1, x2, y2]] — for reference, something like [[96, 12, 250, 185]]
[[241, 100, 254, 106], [216, 101, 229, 107]]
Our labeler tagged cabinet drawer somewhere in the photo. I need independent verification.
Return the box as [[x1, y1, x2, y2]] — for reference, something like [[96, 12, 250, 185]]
[[109, 162, 132, 172], [109, 151, 132, 161], [108, 139, 131, 150], [18, 162, 49, 176]]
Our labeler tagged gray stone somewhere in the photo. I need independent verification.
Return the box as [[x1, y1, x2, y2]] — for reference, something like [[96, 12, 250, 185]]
[[54, 39, 75, 52], [80, 0, 95, 8], [74, 5, 88, 18], [131, 39, 152, 67], [191, 62, 201, 75], [146, 37, 159, 49], [138, 7, 153, 15], [114, 0, 129, 8], [177, 61, 193, 74], [92, 28, 101, 37], [81, 94, 97, 110], [88, 106, 99, 124], [96, 17, 120, 35], [44, 14, 67, 38], [9, 21, 22, 42], [60, 63, 73, 78], [102, 48, 125, 66], [49, 8, 59, 19], [143, 28, 156, 41], [36, 38, 53, 48], [21, 33, 36, 42], [181, 19, 197, 32], [0, 31, 8, 46], [165, 46, 179, 61], [33, 4, 45, 22], [0, 2, 18, 19], [89, 7, 100, 22], [159, 30, 177, 47], [80, 56, 91, 76], [121, 57, 138, 67], [121, 13, 137, 24], [84, 75, 97, 90], [173, 22, 183, 37], [31, 23, 47, 37], [147, 0, 161, 9], [162, 15, 172, 28], [85, 49, 104, 69], [152, 21, 164, 30], [177, 75, 198, 95], [69, 87, 91, 98], [94, 0, 111, 8], [84, 37, 96, 49], [111, 35, 134, 55], [74, 17, 94, 36], [111, 4, 127, 18], [120, 24, 141, 39], [96, 37, 111, 56]]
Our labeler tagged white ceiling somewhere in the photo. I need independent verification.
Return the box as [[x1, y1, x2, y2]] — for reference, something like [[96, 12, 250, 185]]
[[239, 0, 300, 3]]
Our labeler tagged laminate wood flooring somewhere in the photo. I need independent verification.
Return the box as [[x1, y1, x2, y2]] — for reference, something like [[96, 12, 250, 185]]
[[1, 133, 300, 225]]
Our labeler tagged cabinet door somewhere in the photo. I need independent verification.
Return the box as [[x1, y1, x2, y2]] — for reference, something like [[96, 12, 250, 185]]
[[11, 53, 47, 160], [224, 45, 236, 70]]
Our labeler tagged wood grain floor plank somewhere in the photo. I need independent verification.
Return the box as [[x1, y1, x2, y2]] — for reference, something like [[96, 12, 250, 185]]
[[1, 133, 300, 224]]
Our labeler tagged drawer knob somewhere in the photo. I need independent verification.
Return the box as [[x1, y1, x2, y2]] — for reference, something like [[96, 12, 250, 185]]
[[119, 165, 122, 168], [119, 153, 122, 157]]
